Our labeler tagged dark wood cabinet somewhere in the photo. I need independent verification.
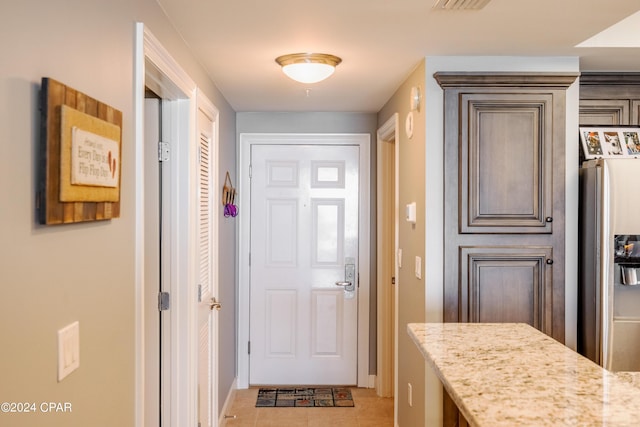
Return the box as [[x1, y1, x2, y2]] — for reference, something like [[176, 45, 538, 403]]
[[435, 72, 577, 342], [435, 72, 577, 427], [579, 99, 630, 125], [579, 73, 640, 126]]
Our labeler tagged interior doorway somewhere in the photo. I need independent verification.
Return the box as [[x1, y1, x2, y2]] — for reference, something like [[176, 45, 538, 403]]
[[136, 23, 220, 427], [376, 114, 399, 409]]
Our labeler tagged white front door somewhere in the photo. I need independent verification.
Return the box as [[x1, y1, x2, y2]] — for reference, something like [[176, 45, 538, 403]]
[[249, 144, 360, 385]]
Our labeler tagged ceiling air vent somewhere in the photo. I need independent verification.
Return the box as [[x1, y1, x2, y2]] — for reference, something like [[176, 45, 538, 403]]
[[433, 0, 491, 10]]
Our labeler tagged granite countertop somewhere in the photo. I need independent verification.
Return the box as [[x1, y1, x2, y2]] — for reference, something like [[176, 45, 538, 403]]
[[408, 323, 640, 426], [617, 372, 640, 389]]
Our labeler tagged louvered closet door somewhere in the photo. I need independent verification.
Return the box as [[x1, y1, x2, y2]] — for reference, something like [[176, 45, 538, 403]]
[[249, 144, 359, 385], [197, 107, 217, 427]]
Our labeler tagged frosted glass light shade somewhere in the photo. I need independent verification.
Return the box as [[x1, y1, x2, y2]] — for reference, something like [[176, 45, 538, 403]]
[[276, 53, 342, 84], [282, 63, 335, 84]]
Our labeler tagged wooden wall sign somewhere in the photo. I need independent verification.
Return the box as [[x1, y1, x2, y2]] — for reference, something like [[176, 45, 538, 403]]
[[38, 78, 122, 224]]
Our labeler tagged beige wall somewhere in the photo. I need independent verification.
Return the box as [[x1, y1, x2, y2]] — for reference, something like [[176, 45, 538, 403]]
[[0, 1, 236, 426], [377, 60, 427, 427]]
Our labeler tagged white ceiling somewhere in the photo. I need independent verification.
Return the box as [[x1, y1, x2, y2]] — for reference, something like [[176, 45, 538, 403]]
[[156, 0, 640, 113]]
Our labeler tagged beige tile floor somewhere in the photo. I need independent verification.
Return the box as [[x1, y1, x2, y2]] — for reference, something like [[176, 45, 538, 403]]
[[222, 387, 394, 427]]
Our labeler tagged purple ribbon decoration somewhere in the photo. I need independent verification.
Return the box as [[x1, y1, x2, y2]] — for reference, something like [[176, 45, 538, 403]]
[[224, 203, 238, 218]]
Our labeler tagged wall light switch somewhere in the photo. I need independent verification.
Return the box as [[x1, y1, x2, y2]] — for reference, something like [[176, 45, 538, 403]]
[[405, 202, 416, 224], [415, 256, 422, 280], [398, 248, 402, 268], [58, 321, 80, 381]]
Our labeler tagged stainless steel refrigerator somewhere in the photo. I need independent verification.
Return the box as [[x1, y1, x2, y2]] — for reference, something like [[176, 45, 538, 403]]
[[579, 158, 640, 371]]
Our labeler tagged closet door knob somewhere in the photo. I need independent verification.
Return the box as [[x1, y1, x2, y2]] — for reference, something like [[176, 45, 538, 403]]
[[210, 297, 222, 311]]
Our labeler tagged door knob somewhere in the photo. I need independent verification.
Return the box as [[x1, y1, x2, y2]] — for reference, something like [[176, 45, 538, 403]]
[[335, 281, 352, 288], [209, 297, 222, 311]]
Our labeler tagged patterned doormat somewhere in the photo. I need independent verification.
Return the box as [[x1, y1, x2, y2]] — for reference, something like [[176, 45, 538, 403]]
[[256, 387, 354, 407]]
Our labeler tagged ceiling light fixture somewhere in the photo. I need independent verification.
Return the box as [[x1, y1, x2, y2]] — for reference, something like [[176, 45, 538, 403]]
[[275, 53, 342, 84]]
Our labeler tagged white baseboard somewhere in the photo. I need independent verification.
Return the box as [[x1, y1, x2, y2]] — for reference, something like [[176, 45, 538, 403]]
[[368, 374, 376, 389], [218, 378, 238, 426]]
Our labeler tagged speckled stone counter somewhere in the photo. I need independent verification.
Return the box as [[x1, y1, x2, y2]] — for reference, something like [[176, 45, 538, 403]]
[[617, 372, 640, 390], [408, 323, 640, 426]]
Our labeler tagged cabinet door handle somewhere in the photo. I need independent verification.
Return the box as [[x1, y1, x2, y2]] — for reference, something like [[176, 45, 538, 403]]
[[546, 259, 554, 265], [545, 217, 553, 223]]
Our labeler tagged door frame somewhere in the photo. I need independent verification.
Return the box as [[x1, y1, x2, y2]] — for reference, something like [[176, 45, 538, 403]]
[[376, 114, 399, 402], [237, 133, 371, 388], [135, 23, 205, 427]]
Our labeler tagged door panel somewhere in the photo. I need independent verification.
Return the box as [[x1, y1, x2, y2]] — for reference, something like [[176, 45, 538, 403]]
[[266, 199, 297, 266], [196, 107, 217, 427], [311, 291, 343, 355], [250, 144, 359, 385], [312, 199, 344, 265], [460, 246, 552, 332], [461, 94, 553, 233], [265, 290, 296, 356], [579, 99, 630, 125], [610, 320, 640, 371], [632, 100, 640, 126]]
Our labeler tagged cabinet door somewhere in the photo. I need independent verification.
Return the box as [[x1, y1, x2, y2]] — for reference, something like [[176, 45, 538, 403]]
[[459, 93, 553, 234], [459, 246, 553, 330], [579, 99, 630, 125], [632, 100, 640, 125]]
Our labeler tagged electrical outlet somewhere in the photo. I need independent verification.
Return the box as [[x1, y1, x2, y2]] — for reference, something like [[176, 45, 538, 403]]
[[408, 383, 413, 407]]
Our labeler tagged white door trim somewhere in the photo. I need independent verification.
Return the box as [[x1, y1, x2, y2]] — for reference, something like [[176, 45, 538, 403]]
[[237, 133, 371, 389], [376, 113, 400, 397], [135, 23, 200, 427]]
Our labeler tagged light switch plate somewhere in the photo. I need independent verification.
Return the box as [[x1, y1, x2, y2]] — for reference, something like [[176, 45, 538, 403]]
[[415, 256, 422, 279], [398, 248, 403, 268], [58, 321, 80, 381], [405, 202, 416, 224]]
